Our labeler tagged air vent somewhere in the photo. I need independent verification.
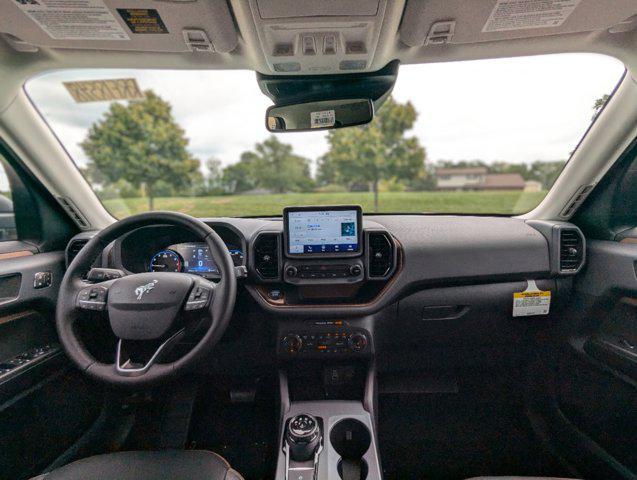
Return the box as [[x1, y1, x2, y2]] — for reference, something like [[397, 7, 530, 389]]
[[66, 239, 88, 266], [253, 233, 280, 280], [58, 197, 90, 228], [559, 229, 584, 273], [559, 184, 594, 218], [367, 232, 395, 278]]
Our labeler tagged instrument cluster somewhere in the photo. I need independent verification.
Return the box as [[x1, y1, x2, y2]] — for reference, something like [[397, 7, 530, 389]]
[[149, 242, 244, 274]]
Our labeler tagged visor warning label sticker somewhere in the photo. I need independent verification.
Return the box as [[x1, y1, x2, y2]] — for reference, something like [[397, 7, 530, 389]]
[[482, 0, 581, 33], [63, 78, 144, 103], [513, 280, 551, 317], [310, 110, 335, 129], [13, 0, 129, 41], [117, 9, 168, 34]]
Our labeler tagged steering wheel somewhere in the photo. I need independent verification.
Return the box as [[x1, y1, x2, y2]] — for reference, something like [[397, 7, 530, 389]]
[[56, 212, 237, 387]]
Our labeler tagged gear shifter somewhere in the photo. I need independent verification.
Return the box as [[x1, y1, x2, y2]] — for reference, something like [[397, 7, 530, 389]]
[[285, 414, 321, 461]]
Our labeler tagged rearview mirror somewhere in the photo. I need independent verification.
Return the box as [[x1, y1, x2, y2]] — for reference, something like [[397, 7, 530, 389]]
[[266, 99, 373, 133]]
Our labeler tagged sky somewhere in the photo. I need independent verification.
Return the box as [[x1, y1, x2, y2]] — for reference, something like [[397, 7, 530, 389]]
[[24, 53, 625, 179]]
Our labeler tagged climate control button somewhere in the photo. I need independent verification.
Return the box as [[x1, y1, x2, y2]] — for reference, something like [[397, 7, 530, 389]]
[[282, 334, 303, 353]]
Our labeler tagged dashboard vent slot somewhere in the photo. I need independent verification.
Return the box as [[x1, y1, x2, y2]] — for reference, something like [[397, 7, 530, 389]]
[[66, 239, 88, 266], [368, 232, 394, 278], [58, 197, 90, 228], [254, 233, 280, 279], [559, 229, 584, 272]]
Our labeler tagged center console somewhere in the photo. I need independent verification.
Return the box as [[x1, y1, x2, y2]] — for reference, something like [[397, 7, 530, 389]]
[[259, 206, 387, 479], [275, 316, 383, 479], [250, 205, 399, 309], [277, 401, 382, 480]]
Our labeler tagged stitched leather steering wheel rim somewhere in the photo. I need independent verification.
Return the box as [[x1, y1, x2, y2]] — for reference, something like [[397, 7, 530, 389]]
[[56, 211, 236, 388]]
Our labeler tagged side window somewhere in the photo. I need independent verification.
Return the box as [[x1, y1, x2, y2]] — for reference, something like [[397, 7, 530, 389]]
[[0, 158, 17, 241]]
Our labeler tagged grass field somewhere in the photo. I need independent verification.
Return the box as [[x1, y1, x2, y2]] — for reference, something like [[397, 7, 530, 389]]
[[102, 190, 547, 218]]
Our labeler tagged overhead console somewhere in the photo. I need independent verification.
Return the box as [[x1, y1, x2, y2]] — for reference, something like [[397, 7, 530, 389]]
[[250, 205, 399, 308], [242, 0, 405, 74]]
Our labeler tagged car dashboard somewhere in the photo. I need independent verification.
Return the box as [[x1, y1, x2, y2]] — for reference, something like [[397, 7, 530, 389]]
[[67, 209, 585, 321]]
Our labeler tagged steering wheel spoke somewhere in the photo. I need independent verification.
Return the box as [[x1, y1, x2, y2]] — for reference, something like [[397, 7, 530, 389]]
[[115, 329, 185, 377]]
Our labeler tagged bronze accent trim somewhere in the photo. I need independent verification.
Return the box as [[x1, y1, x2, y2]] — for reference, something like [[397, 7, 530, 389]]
[[0, 250, 33, 260], [0, 310, 36, 326], [619, 238, 637, 244]]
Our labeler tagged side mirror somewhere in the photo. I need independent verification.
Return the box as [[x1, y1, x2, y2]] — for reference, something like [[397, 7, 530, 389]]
[[266, 99, 373, 133]]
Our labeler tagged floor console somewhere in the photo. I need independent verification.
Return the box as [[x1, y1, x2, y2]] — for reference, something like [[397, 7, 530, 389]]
[[276, 401, 382, 480]]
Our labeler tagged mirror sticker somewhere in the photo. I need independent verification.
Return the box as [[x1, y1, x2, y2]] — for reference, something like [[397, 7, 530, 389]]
[[512, 280, 551, 317], [310, 110, 336, 129]]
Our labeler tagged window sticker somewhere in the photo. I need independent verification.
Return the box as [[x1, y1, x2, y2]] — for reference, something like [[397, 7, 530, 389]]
[[63, 78, 144, 103], [13, 0, 129, 41], [513, 280, 551, 317], [310, 110, 335, 129], [117, 9, 168, 34], [483, 0, 581, 33]]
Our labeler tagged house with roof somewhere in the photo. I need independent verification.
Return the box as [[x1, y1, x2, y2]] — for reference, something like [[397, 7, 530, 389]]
[[434, 167, 527, 191]]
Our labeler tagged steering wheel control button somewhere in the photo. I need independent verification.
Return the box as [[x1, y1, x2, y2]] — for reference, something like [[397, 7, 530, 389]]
[[77, 286, 108, 310], [87, 268, 123, 282], [185, 285, 212, 311]]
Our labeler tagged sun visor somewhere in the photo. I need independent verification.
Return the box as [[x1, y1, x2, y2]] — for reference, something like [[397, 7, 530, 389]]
[[399, 0, 637, 47], [0, 0, 238, 53]]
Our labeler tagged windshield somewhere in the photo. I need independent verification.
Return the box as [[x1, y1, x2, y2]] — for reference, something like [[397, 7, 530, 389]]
[[26, 54, 624, 218]]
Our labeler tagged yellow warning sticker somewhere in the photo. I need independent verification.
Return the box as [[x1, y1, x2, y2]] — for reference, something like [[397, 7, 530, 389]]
[[513, 280, 551, 317], [117, 9, 169, 35], [63, 78, 144, 103]]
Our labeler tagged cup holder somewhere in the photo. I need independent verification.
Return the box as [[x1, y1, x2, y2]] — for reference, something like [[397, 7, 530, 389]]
[[330, 419, 371, 480]]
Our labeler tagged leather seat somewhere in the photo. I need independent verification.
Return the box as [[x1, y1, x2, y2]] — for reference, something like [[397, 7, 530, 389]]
[[31, 450, 243, 480]]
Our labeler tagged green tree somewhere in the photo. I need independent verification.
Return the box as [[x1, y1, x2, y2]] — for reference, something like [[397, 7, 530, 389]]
[[222, 136, 313, 194], [221, 152, 262, 193], [527, 160, 565, 189], [592, 94, 609, 121], [81, 90, 200, 210], [318, 97, 426, 211]]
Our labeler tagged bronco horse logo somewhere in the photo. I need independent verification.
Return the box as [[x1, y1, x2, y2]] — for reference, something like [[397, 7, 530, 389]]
[[135, 280, 158, 300]]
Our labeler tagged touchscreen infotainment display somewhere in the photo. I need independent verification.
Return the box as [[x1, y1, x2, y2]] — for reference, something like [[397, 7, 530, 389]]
[[285, 207, 361, 255]]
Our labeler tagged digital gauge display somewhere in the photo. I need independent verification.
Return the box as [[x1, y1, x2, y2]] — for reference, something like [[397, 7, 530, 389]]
[[179, 243, 218, 274], [149, 243, 244, 275], [149, 250, 182, 272]]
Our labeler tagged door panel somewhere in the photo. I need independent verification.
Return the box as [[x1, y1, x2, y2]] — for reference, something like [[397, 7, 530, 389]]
[[530, 240, 637, 479], [0, 250, 101, 480]]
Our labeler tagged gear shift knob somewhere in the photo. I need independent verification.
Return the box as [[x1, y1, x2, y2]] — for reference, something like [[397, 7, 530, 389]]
[[285, 414, 321, 461]]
